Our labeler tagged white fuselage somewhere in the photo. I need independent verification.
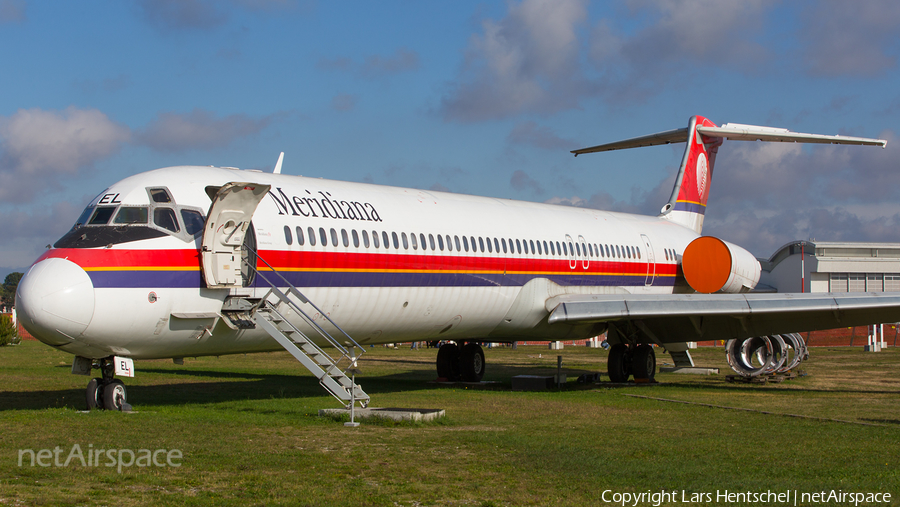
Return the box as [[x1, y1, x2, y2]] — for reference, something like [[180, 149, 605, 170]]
[[18, 166, 698, 360]]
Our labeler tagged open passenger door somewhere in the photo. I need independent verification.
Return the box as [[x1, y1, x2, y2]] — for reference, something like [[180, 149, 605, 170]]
[[201, 182, 271, 289]]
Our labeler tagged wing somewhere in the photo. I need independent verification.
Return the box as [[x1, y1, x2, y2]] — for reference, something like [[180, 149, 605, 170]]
[[547, 292, 900, 343]]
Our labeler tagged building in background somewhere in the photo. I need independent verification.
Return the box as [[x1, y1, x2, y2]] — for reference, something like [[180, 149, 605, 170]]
[[759, 241, 900, 294]]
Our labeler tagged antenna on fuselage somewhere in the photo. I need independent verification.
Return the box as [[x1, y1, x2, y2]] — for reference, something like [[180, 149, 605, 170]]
[[273, 152, 285, 174]]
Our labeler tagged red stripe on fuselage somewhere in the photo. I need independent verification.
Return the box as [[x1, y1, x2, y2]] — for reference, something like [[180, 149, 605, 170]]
[[35, 247, 677, 278]]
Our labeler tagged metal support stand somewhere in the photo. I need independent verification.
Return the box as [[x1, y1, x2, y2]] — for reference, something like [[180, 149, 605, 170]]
[[556, 355, 562, 389], [345, 355, 361, 427]]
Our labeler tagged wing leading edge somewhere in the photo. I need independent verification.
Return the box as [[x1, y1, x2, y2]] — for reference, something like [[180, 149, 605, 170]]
[[547, 292, 900, 343]]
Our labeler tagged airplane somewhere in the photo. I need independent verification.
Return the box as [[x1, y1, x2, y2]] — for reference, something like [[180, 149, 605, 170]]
[[15, 114, 899, 411]]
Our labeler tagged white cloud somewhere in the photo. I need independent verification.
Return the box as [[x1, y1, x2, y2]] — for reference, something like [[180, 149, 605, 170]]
[[0, 0, 25, 23], [0, 107, 130, 203], [440, 0, 590, 121], [507, 122, 575, 151], [134, 109, 278, 153], [318, 48, 421, 79], [799, 0, 900, 77]]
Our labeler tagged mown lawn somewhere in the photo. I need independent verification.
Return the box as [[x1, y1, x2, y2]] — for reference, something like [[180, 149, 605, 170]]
[[0, 341, 898, 506]]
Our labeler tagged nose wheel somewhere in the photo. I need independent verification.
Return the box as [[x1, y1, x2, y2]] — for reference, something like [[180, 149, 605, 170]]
[[84, 358, 132, 411]]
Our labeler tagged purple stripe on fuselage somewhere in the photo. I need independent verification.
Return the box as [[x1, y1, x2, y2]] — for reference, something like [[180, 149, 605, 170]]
[[674, 201, 706, 214], [86, 269, 675, 289]]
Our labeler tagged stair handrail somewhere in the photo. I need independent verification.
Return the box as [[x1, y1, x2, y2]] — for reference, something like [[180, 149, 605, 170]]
[[242, 247, 364, 364]]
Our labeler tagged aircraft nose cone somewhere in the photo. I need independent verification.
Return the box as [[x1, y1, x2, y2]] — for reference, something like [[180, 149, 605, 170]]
[[16, 258, 95, 346]]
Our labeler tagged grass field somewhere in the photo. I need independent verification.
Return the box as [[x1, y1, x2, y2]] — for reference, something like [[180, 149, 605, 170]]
[[0, 341, 898, 506]]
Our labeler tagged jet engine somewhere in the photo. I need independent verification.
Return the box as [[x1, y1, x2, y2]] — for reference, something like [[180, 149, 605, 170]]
[[681, 236, 760, 293]]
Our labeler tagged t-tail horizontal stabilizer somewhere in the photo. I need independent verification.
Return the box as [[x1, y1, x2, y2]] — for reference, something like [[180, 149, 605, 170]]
[[572, 121, 887, 156]]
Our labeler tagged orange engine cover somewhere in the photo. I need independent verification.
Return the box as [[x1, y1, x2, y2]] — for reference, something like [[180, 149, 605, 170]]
[[682, 236, 760, 293]]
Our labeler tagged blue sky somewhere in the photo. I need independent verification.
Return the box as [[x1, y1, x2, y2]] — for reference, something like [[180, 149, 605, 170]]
[[1, 0, 898, 273]]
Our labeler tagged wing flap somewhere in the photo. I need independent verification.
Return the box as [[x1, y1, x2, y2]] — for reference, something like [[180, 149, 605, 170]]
[[548, 292, 900, 342]]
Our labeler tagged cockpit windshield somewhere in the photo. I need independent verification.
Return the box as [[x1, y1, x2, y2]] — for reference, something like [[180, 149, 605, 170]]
[[55, 186, 206, 248]]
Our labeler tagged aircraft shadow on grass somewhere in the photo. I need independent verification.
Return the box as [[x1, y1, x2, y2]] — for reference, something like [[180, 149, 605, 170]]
[[1, 361, 600, 411]]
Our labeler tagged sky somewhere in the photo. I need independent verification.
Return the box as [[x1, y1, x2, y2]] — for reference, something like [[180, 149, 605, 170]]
[[1, 0, 899, 275]]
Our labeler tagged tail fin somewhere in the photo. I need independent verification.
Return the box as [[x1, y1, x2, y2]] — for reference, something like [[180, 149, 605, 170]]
[[571, 115, 886, 235], [661, 115, 721, 234]]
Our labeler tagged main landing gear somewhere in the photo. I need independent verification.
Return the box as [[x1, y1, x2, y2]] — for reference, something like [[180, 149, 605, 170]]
[[435, 342, 485, 382], [85, 358, 131, 411], [607, 343, 656, 383]]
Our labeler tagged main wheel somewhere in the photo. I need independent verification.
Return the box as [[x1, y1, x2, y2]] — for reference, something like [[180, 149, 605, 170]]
[[607, 344, 631, 383], [103, 379, 127, 411], [436, 343, 461, 380], [459, 343, 485, 382], [86, 378, 104, 410], [632, 344, 656, 381]]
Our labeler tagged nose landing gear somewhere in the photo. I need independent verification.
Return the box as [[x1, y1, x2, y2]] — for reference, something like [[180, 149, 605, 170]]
[[83, 357, 132, 411]]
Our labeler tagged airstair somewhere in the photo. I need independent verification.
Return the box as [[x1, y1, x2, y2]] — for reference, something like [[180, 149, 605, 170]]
[[241, 250, 369, 409], [200, 181, 368, 408]]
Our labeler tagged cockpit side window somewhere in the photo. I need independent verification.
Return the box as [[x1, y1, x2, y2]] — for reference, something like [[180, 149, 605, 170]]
[[181, 209, 204, 236], [75, 206, 94, 227], [154, 208, 180, 233], [113, 207, 149, 224], [88, 207, 117, 225]]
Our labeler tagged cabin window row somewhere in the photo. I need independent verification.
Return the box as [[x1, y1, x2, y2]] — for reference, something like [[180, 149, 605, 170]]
[[282, 225, 648, 261]]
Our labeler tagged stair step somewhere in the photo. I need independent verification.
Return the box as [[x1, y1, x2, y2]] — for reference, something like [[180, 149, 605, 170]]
[[248, 265, 368, 408]]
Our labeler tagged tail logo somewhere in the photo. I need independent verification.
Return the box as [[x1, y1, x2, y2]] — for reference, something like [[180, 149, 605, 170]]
[[696, 152, 708, 199]]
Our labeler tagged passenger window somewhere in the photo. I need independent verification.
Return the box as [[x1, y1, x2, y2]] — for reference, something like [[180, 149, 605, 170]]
[[330, 228, 338, 247], [319, 227, 327, 246], [392, 232, 399, 249], [537, 241, 542, 255], [401, 232, 409, 249], [486, 237, 492, 253], [342, 229, 350, 248], [114, 207, 149, 224], [493, 238, 499, 253], [410, 233, 418, 250], [447, 235, 454, 252], [149, 188, 172, 203], [154, 208, 180, 233], [429, 234, 436, 250], [463, 236, 469, 252], [478, 237, 485, 252], [530, 240, 535, 254], [470, 237, 476, 252], [352, 229, 359, 248], [89, 206, 117, 225], [543, 241, 548, 255], [362, 230, 370, 248], [438, 235, 445, 251], [382, 231, 390, 249], [284, 226, 293, 245], [420, 233, 427, 250], [455, 236, 461, 251], [501, 238, 508, 253], [556, 241, 562, 256], [181, 210, 204, 236], [308, 227, 316, 246], [296, 226, 305, 246], [371, 231, 379, 248]]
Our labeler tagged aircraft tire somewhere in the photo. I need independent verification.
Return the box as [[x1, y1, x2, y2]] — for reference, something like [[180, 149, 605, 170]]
[[436, 343, 461, 381], [86, 378, 103, 410], [632, 344, 656, 381], [607, 344, 631, 383], [103, 379, 127, 411], [459, 343, 485, 382]]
